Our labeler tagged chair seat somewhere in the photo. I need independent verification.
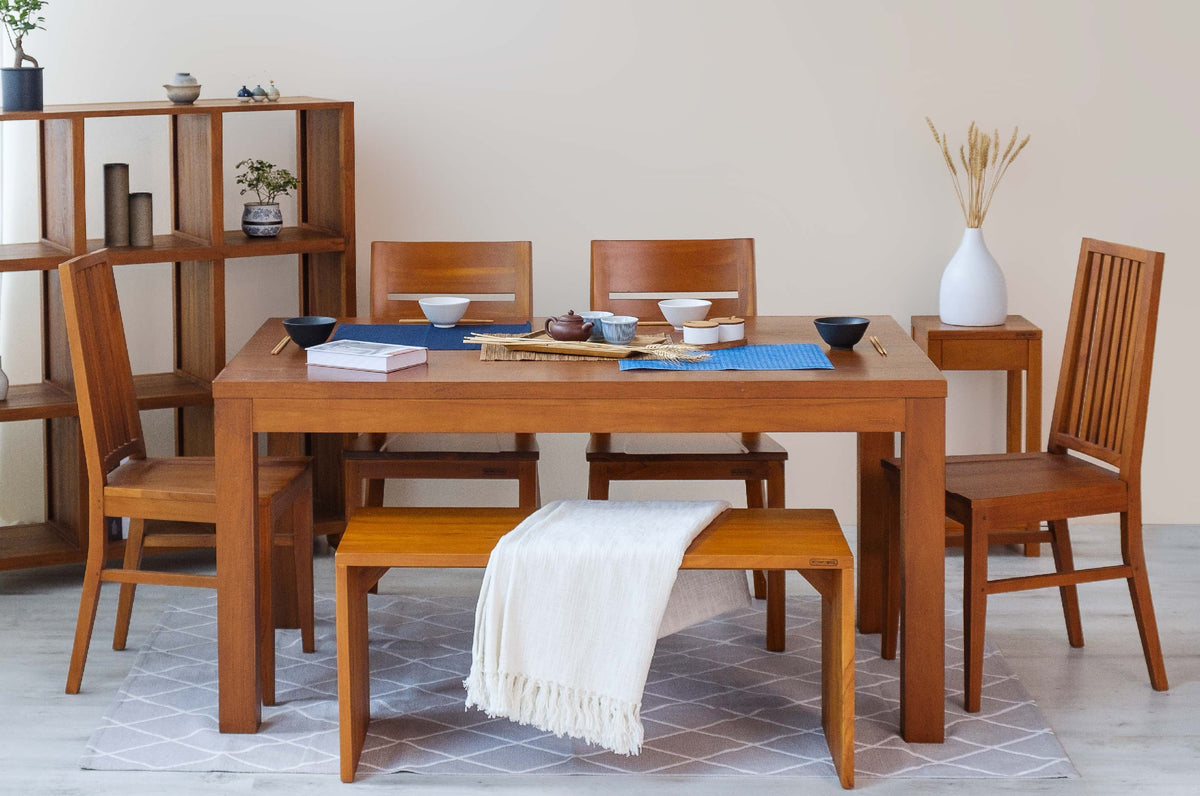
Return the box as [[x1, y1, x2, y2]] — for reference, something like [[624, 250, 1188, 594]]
[[586, 433, 788, 462], [105, 457, 311, 507], [883, 451, 1127, 527], [345, 432, 539, 461]]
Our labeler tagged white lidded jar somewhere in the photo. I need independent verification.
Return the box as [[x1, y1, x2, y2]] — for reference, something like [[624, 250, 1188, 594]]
[[682, 320, 720, 345]]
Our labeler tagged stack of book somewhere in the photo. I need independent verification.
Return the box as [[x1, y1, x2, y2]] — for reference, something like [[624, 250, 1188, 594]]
[[305, 339, 428, 372]]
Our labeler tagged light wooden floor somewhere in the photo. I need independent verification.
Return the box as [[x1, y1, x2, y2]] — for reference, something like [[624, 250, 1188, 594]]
[[0, 523, 1195, 795]]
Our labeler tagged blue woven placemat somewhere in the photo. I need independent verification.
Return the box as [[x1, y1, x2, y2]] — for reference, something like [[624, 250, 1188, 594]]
[[331, 322, 532, 351], [619, 343, 834, 371]]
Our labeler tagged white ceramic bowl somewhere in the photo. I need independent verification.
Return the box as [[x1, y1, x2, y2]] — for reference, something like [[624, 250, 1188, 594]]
[[419, 296, 470, 327], [658, 298, 712, 329]]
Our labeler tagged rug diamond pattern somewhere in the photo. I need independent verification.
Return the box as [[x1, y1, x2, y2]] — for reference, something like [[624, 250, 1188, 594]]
[[81, 593, 1076, 780]]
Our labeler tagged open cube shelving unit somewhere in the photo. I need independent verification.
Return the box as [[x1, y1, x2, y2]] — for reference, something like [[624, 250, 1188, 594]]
[[0, 97, 355, 570]]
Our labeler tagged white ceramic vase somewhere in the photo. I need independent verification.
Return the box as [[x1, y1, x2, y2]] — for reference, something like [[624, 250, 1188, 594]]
[[938, 227, 1007, 326], [0, 355, 9, 402]]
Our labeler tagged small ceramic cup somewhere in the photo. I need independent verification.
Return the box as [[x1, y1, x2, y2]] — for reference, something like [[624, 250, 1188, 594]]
[[601, 315, 639, 345], [579, 310, 614, 341]]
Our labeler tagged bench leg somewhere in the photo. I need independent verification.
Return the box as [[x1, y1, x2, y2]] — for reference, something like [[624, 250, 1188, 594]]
[[337, 564, 388, 783], [765, 570, 786, 651], [801, 566, 855, 789]]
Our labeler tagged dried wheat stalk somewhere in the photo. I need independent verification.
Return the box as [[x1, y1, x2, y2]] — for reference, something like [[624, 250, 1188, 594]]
[[926, 117, 1029, 227]]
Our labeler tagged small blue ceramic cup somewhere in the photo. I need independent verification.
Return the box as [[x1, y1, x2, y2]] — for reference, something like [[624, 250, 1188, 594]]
[[579, 310, 614, 341], [601, 315, 639, 345]]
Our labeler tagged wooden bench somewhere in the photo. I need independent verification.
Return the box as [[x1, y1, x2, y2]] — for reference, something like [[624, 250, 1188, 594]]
[[335, 506, 855, 788]]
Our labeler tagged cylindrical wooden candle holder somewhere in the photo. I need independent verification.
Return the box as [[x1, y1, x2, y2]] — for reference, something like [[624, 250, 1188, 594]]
[[103, 163, 130, 246], [129, 192, 153, 246]]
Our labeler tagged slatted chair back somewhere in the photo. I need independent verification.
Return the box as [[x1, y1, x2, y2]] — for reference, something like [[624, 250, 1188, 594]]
[[58, 250, 147, 486], [590, 238, 756, 319], [369, 241, 533, 321], [1048, 238, 1165, 482]]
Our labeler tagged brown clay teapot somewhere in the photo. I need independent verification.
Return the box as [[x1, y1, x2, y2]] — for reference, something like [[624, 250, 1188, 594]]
[[544, 310, 594, 342]]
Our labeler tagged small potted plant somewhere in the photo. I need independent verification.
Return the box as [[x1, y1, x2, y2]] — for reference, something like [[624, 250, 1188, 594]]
[[1, 0, 47, 112], [235, 158, 298, 237]]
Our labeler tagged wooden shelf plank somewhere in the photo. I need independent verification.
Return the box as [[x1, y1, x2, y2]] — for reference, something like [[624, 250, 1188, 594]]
[[133, 372, 213, 410], [222, 225, 347, 258], [0, 382, 76, 421], [0, 240, 74, 272], [0, 373, 209, 421], [86, 233, 213, 264], [0, 97, 349, 122], [0, 522, 81, 570]]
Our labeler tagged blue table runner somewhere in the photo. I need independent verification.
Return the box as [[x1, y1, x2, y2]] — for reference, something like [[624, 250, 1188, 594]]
[[619, 343, 834, 371], [331, 322, 532, 351]]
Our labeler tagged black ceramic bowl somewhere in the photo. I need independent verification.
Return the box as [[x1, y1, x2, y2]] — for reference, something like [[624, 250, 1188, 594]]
[[814, 316, 870, 350], [282, 316, 337, 348]]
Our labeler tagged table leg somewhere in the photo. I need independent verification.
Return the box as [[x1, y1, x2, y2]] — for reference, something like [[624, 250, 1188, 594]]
[[856, 432, 894, 634], [216, 397, 263, 733], [899, 397, 945, 743]]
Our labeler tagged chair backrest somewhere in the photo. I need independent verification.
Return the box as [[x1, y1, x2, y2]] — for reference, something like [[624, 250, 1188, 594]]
[[590, 238, 757, 319], [58, 251, 147, 487], [1048, 238, 1164, 481], [369, 241, 533, 320]]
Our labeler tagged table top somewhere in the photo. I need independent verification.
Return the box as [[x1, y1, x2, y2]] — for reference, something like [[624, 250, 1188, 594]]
[[215, 315, 946, 403], [911, 314, 1041, 341]]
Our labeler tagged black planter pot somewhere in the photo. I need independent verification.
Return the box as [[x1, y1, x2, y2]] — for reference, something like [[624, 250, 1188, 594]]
[[2, 67, 44, 112]]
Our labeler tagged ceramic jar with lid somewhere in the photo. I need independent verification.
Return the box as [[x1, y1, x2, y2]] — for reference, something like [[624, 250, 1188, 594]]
[[682, 320, 720, 345], [712, 316, 745, 342]]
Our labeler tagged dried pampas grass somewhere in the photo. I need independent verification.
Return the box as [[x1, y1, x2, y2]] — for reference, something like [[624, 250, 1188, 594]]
[[926, 118, 1029, 228]]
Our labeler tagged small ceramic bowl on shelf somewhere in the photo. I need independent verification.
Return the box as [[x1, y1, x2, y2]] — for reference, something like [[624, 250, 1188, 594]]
[[419, 297, 470, 327], [163, 83, 201, 104], [282, 316, 336, 348], [813, 316, 870, 350]]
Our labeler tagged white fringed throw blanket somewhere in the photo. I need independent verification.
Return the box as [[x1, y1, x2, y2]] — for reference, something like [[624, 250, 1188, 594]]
[[463, 499, 750, 755]]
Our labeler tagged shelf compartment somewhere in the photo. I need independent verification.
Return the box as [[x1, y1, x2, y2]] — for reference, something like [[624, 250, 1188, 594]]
[[0, 240, 74, 272], [221, 225, 347, 258], [0, 522, 81, 571]]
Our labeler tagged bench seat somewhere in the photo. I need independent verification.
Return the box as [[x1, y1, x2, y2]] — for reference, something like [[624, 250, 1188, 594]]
[[335, 506, 854, 788]]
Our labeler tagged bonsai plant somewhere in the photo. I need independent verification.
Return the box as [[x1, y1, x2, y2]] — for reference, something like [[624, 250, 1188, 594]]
[[235, 158, 298, 237], [1, 0, 47, 112]]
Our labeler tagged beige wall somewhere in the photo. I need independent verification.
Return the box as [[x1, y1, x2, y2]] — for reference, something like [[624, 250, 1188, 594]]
[[2, 0, 1197, 524]]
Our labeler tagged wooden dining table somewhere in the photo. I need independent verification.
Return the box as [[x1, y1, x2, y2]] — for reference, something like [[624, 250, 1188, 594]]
[[213, 315, 947, 742]]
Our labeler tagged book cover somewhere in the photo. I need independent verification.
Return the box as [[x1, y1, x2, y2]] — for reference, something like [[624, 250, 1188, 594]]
[[305, 339, 428, 372]]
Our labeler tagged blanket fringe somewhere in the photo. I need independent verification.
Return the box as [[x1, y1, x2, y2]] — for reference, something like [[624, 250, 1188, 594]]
[[464, 668, 644, 755]]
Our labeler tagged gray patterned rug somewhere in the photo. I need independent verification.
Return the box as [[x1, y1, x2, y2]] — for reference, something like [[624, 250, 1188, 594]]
[[81, 593, 1076, 780]]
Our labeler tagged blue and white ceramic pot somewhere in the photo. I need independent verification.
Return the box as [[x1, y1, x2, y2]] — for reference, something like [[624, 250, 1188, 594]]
[[241, 202, 282, 237]]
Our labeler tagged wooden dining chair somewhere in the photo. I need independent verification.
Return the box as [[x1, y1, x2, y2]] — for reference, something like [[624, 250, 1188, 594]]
[[341, 241, 540, 518], [60, 250, 314, 704], [879, 238, 1167, 711], [587, 238, 788, 606]]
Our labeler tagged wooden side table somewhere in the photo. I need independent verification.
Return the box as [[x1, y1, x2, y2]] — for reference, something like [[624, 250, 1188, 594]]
[[911, 315, 1042, 556]]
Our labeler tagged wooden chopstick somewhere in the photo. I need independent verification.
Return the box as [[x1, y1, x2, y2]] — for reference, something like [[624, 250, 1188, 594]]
[[869, 335, 888, 357], [393, 318, 496, 325], [636, 321, 674, 326], [270, 335, 290, 355]]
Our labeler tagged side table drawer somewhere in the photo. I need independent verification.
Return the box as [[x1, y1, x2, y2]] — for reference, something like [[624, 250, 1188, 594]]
[[938, 340, 1029, 371]]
